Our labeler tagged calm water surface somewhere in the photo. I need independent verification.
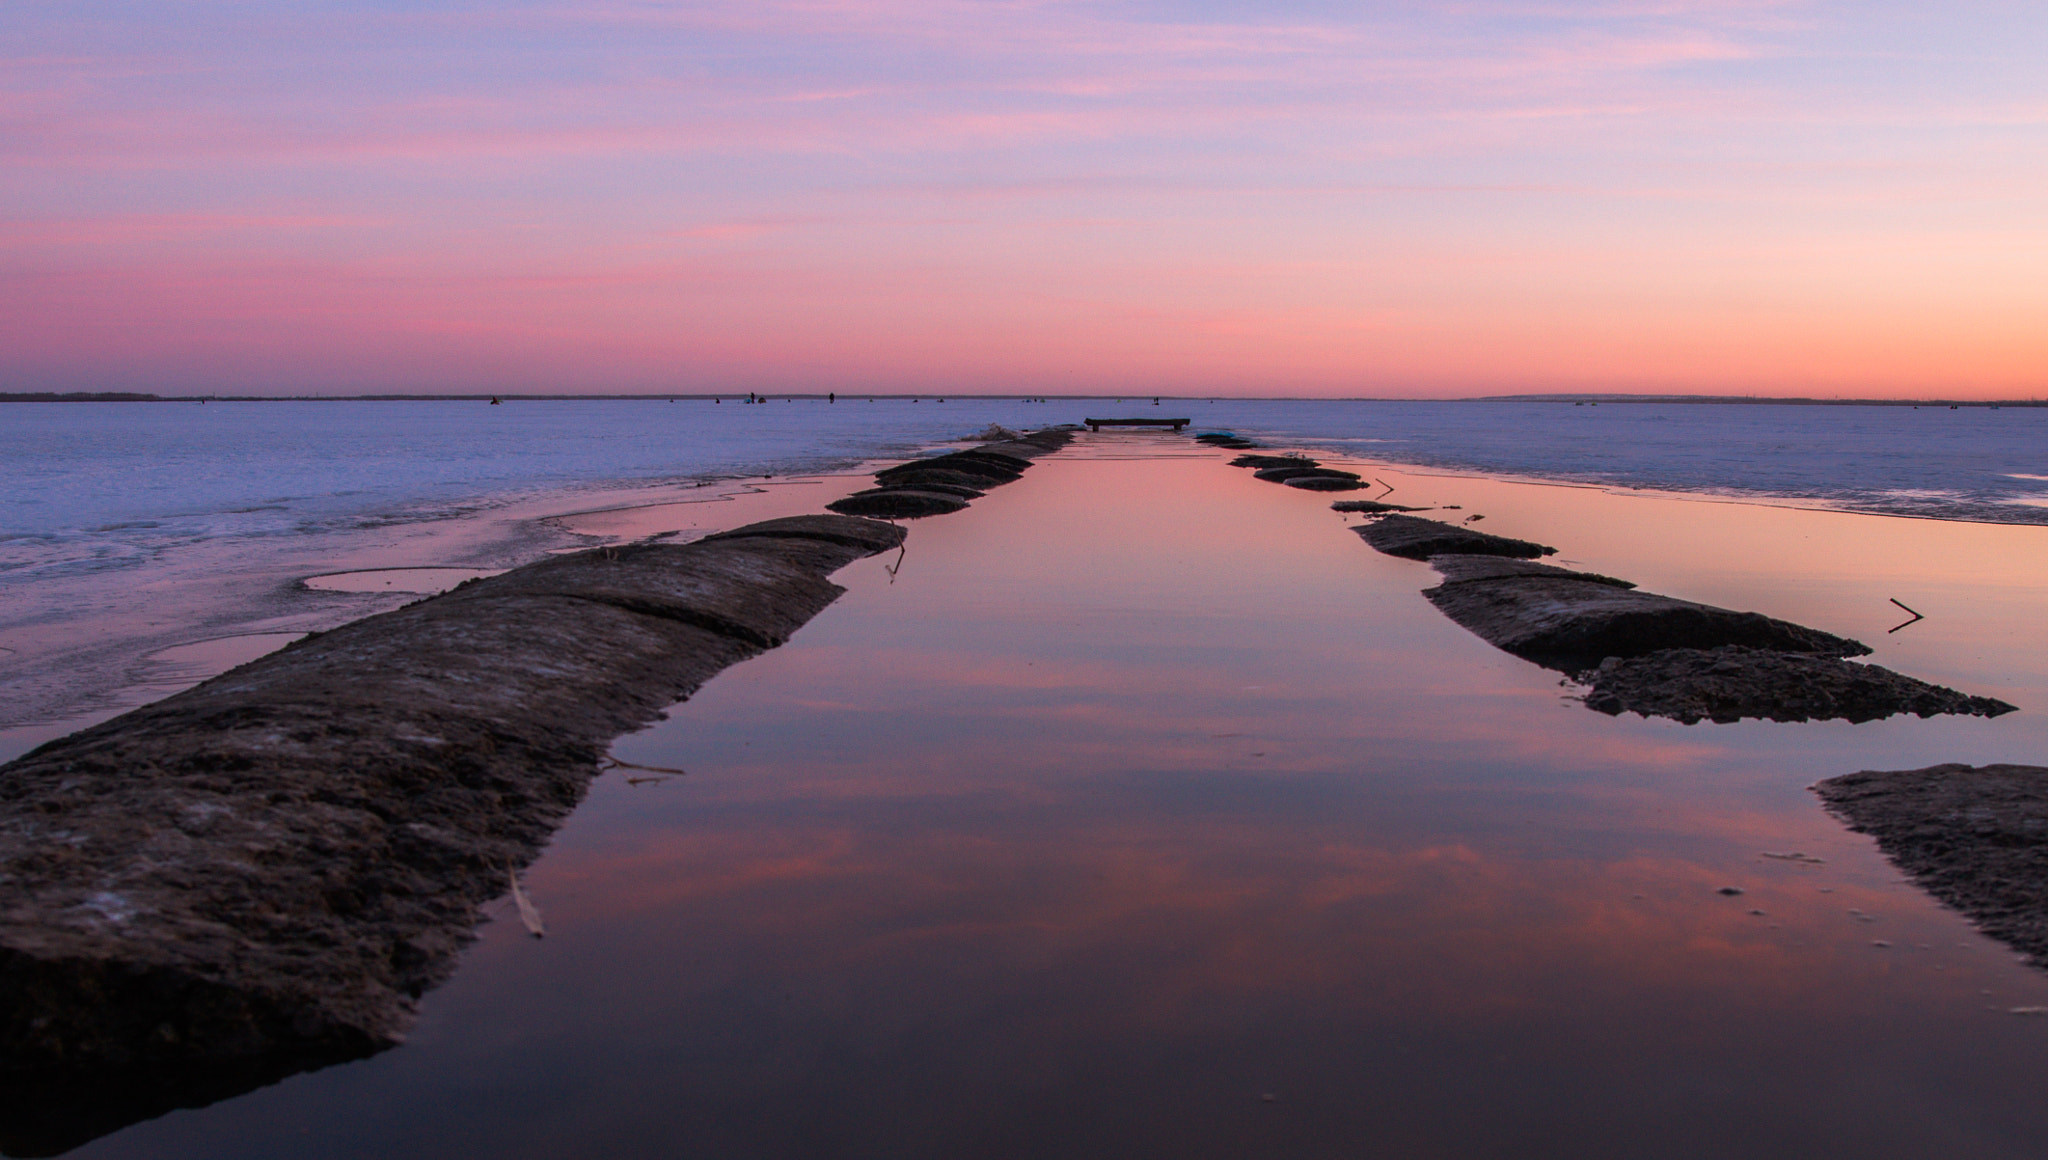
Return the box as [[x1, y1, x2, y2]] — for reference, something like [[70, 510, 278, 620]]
[[64, 438, 2048, 1158], [8, 398, 2045, 734]]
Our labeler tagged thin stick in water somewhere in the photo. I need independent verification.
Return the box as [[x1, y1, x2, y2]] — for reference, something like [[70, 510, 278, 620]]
[[1887, 597, 1925, 634], [508, 864, 546, 938]]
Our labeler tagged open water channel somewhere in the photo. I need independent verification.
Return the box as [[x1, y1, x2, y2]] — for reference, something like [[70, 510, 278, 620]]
[[47, 432, 2048, 1158]]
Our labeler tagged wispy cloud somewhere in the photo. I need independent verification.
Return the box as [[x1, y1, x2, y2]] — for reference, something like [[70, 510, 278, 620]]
[[2, 1, 2043, 393]]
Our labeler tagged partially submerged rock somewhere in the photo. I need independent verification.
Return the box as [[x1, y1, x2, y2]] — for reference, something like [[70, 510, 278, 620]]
[[1815, 765, 2048, 966], [1423, 573, 1868, 669], [864, 468, 987, 497], [0, 516, 906, 1152], [1231, 454, 1314, 470], [1254, 465, 1357, 484], [1330, 499, 1422, 514], [1284, 476, 1366, 491], [1306, 472, 2005, 727], [826, 488, 972, 519], [699, 514, 908, 554], [831, 427, 1077, 524], [1583, 646, 2017, 724], [1355, 514, 1557, 561], [874, 456, 1019, 486], [1428, 554, 1634, 589], [1411, 546, 2007, 724]]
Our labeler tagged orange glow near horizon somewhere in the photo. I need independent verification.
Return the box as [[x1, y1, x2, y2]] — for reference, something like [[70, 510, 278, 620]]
[[3, 2, 2045, 397]]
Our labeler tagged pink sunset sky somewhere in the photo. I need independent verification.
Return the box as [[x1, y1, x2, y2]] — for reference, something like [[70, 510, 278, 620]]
[[2, 1, 2043, 398]]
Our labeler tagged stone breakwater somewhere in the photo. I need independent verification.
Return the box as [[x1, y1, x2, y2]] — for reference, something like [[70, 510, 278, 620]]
[[0, 426, 1077, 1154], [1221, 447, 2015, 726], [827, 427, 1077, 519], [0, 514, 907, 1152]]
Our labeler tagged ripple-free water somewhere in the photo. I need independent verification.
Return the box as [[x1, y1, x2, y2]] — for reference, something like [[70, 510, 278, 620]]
[[51, 443, 2048, 1159]]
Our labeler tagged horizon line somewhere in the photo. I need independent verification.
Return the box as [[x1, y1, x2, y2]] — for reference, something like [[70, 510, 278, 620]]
[[5, 391, 2044, 408]]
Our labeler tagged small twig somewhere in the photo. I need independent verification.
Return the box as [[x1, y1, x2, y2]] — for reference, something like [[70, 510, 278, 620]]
[[1887, 597, 1925, 634], [602, 756, 690, 780], [1374, 479, 1395, 499], [885, 544, 907, 583], [508, 864, 545, 938]]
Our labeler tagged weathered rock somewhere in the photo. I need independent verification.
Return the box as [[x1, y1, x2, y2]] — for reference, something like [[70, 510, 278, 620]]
[[1421, 574, 1869, 668], [860, 468, 986, 497], [698, 514, 908, 555], [1340, 501, 1983, 727], [972, 443, 1042, 463], [873, 455, 1020, 486], [1231, 455, 1314, 470], [1284, 476, 1366, 492], [1428, 553, 1635, 590], [1581, 646, 2017, 724], [1815, 765, 2048, 968], [985, 426, 1078, 455], [1355, 514, 1557, 561], [826, 488, 972, 519], [1330, 500, 1423, 513], [445, 539, 853, 648], [0, 516, 906, 1152], [1254, 465, 1356, 484], [902, 481, 986, 500], [828, 426, 1074, 521], [952, 447, 1035, 470]]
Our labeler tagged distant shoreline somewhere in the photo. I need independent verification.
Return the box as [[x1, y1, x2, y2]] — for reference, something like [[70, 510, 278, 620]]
[[4, 391, 2043, 407]]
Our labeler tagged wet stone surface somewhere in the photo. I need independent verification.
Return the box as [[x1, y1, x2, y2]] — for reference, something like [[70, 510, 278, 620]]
[[1422, 573, 1870, 670], [1582, 646, 2017, 724], [1329, 499, 1424, 513], [825, 489, 973, 519], [0, 515, 908, 1154], [1253, 465, 1358, 484], [1817, 765, 2048, 966], [1355, 514, 1557, 561], [1426, 553, 1636, 589], [831, 429, 1077, 521]]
